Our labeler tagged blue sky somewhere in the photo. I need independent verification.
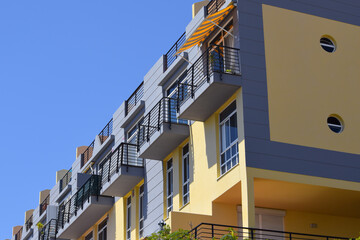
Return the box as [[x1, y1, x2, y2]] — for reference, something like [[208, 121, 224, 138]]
[[0, 1, 195, 238]]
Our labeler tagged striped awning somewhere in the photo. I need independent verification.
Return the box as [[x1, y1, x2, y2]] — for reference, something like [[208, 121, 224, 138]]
[[176, 4, 235, 55]]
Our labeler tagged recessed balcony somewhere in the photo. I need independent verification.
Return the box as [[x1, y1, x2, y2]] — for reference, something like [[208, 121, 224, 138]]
[[56, 175, 114, 239], [137, 97, 190, 160], [177, 45, 241, 122], [100, 143, 144, 197]]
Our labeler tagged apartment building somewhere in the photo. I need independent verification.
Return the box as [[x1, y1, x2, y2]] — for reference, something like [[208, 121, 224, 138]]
[[8, 0, 360, 239]]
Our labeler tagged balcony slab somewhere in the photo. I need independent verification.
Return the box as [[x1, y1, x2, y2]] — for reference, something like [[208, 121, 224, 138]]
[[178, 72, 241, 121]]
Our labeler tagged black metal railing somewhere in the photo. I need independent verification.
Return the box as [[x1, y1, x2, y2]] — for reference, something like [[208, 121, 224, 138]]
[[99, 118, 113, 144], [57, 175, 101, 230], [39, 219, 57, 240], [137, 97, 188, 148], [206, 0, 226, 15], [189, 223, 349, 240], [164, 32, 186, 72], [25, 214, 33, 232], [99, 142, 144, 186], [125, 82, 144, 116], [176, 44, 240, 107], [59, 168, 72, 192], [39, 194, 50, 216], [81, 118, 113, 167], [14, 227, 22, 240]]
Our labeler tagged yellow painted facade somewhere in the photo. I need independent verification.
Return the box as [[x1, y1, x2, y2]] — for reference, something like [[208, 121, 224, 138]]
[[263, 4, 360, 154]]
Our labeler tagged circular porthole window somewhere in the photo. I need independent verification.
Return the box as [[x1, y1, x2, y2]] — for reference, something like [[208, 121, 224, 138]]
[[327, 115, 343, 133], [320, 37, 336, 53]]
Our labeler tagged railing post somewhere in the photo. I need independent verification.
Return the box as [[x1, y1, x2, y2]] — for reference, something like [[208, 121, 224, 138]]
[[177, 81, 181, 113], [137, 124, 141, 152], [126, 144, 129, 166], [125, 100, 128, 116], [147, 112, 150, 142], [116, 146, 120, 172], [217, 44, 221, 73], [108, 156, 111, 182], [168, 98, 172, 129], [158, 100, 161, 130], [206, 48, 210, 82], [250, 228, 254, 240], [211, 224, 214, 238], [191, 66, 194, 98], [195, 227, 197, 239], [289, 233, 292, 240]]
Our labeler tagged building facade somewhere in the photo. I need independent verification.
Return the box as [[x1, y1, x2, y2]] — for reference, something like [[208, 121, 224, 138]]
[[8, 0, 360, 239]]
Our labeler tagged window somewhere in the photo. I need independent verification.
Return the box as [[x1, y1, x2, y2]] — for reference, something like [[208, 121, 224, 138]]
[[220, 101, 238, 175], [98, 219, 107, 240], [166, 72, 188, 125], [166, 159, 173, 217], [327, 115, 343, 133], [127, 118, 144, 145], [85, 231, 93, 240], [126, 196, 131, 240], [182, 144, 190, 205], [139, 185, 145, 238], [320, 37, 336, 53]]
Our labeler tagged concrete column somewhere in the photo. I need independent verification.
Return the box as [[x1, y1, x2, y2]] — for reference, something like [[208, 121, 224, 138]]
[[241, 175, 255, 228]]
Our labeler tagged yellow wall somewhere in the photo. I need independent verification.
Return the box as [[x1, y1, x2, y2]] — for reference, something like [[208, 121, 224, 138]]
[[163, 89, 246, 222], [263, 4, 360, 154], [285, 210, 360, 238]]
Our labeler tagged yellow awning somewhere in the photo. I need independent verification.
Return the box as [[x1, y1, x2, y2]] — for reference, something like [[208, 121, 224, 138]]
[[176, 4, 235, 55]]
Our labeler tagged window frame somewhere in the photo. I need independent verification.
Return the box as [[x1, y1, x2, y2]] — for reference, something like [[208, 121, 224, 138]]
[[126, 196, 132, 240], [182, 144, 190, 206], [219, 101, 239, 176], [98, 218, 107, 240], [166, 159, 173, 217], [139, 185, 145, 238]]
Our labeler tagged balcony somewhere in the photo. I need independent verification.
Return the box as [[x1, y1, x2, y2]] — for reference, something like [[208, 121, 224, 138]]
[[56, 175, 114, 239], [189, 223, 349, 240], [59, 168, 72, 193], [206, 0, 226, 15], [100, 143, 144, 197], [21, 214, 33, 239], [137, 97, 189, 160], [38, 219, 57, 240], [125, 82, 144, 117], [39, 194, 49, 216], [177, 45, 241, 121], [13, 227, 22, 240], [81, 118, 113, 168], [163, 32, 186, 72]]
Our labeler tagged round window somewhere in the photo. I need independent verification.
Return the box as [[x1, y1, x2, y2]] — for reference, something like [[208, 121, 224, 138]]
[[327, 115, 343, 133], [320, 37, 336, 53]]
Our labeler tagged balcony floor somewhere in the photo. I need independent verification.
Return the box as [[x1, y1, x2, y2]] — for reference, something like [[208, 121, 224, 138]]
[[178, 72, 241, 121], [56, 196, 114, 239], [139, 123, 190, 160], [101, 166, 144, 197]]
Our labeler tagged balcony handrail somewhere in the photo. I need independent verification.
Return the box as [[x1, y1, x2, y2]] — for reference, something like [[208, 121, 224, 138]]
[[189, 223, 349, 240], [14, 226, 22, 240], [81, 118, 113, 167], [57, 175, 101, 230], [206, 0, 226, 15], [99, 142, 144, 186], [59, 168, 72, 192], [99, 118, 113, 144], [176, 44, 240, 108], [39, 194, 50, 216], [164, 32, 186, 71], [39, 219, 57, 240], [25, 215, 33, 231], [137, 97, 188, 148], [125, 82, 144, 116]]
